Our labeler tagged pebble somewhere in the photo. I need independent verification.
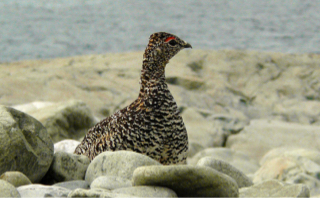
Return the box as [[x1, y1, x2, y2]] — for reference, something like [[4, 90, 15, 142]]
[[68, 188, 139, 198], [54, 139, 81, 154], [197, 157, 253, 188], [132, 165, 239, 197], [188, 147, 259, 174], [17, 184, 71, 198], [112, 186, 177, 197], [53, 180, 90, 190], [42, 151, 90, 184], [90, 176, 132, 190], [240, 179, 310, 197], [0, 179, 21, 198], [0, 171, 32, 187], [85, 151, 161, 184]]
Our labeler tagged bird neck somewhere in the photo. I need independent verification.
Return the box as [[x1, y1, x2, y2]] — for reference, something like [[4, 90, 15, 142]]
[[138, 59, 167, 97]]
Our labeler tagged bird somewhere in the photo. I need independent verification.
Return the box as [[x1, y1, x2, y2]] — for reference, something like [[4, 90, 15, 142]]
[[74, 32, 191, 165]]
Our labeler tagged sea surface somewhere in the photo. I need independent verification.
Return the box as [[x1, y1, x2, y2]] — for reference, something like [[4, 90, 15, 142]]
[[1, 0, 320, 62]]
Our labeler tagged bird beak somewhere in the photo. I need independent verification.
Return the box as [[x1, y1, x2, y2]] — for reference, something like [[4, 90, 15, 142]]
[[183, 42, 192, 49]]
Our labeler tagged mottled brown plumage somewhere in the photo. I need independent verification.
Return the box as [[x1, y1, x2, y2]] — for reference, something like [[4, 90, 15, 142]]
[[74, 32, 191, 164]]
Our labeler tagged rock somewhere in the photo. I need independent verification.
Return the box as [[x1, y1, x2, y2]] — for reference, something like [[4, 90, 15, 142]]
[[68, 188, 138, 198], [166, 76, 205, 90], [240, 180, 310, 197], [17, 184, 71, 198], [188, 147, 259, 174], [54, 139, 81, 154], [226, 119, 320, 161], [14, 100, 97, 143], [13, 101, 55, 113], [181, 108, 225, 148], [85, 151, 161, 184], [45, 100, 98, 143], [273, 99, 320, 125], [53, 180, 89, 190], [0, 105, 53, 183], [90, 176, 132, 190], [112, 186, 177, 197], [253, 149, 320, 196], [0, 171, 32, 187], [197, 157, 253, 188], [187, 141, 205, 158], [260, 147, 320, 165], [43, 151, 90, 184], [0, 179, 21, 197], [132, 165, 239, 197]]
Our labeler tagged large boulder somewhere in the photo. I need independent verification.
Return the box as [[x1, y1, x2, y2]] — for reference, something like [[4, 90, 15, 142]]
[[0, 105, 53, 183], [85, 151, 161, 184], [133, 165, 239, 197], [13, 100, 97, 143]]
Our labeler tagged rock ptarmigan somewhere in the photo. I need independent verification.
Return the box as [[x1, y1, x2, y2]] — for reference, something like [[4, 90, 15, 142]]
[[74, 32, 191, 165]]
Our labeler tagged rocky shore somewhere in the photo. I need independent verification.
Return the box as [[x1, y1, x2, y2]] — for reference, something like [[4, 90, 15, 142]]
[[0, 49, 320, 197]]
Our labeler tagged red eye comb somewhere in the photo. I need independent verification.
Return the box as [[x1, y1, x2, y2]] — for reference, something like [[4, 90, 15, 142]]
[[165, 37, 176, 42]]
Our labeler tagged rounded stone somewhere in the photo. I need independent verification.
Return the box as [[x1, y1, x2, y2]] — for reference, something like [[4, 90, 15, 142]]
[[240, 180, 310, 197], [0, 171, 32, 187], [0, 106, 54, 183], [197, 157, 253, 188], [90, 176, 132, 190], [132, 165, 239, 197], [85, 151, 161, 184], [17, 184, 71, 198], [44, 151, 90, 183], [112, 186, 177, 197], [0, 179, 21, 197], [53, 180, 90, 190]]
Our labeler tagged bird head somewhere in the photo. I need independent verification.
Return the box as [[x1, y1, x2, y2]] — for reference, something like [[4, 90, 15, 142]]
[[143, 32, 192, 64]]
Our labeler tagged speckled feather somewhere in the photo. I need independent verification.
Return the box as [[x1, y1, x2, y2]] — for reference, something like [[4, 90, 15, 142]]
[[74, 32, 191, 165]]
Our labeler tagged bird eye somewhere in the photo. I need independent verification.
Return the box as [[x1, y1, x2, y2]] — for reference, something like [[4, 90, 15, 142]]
[[168, 39, 178, 46]]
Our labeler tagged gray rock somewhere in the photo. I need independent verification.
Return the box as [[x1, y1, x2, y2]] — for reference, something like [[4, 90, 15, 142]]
[[0, 171, 32, 187], [253, 151, 320, 196], [188, 147, 259, 174], [17, 184, 71, 198], [68, 188, 138, 198], [85, 151, 161, 184], [0, 105, 53, 183], [132, 165, 239, 197], [54, 139, 81, 154], [45, 151, 90, 183], [260, 147, 320, 166], [54, 180, 89, 190], [180, 108, 225, 148], [226, 119, 320, 161], [15, 100, 97, 143], [197, 157, 253, 188], [240, 180, 310, 197], [0, 179, 21, 197], [90, 176, 132, 190], [112, 186, 177, 197]]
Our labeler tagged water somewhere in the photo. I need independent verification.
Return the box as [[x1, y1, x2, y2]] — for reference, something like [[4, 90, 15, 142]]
[[1, 0, 320, 62]]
